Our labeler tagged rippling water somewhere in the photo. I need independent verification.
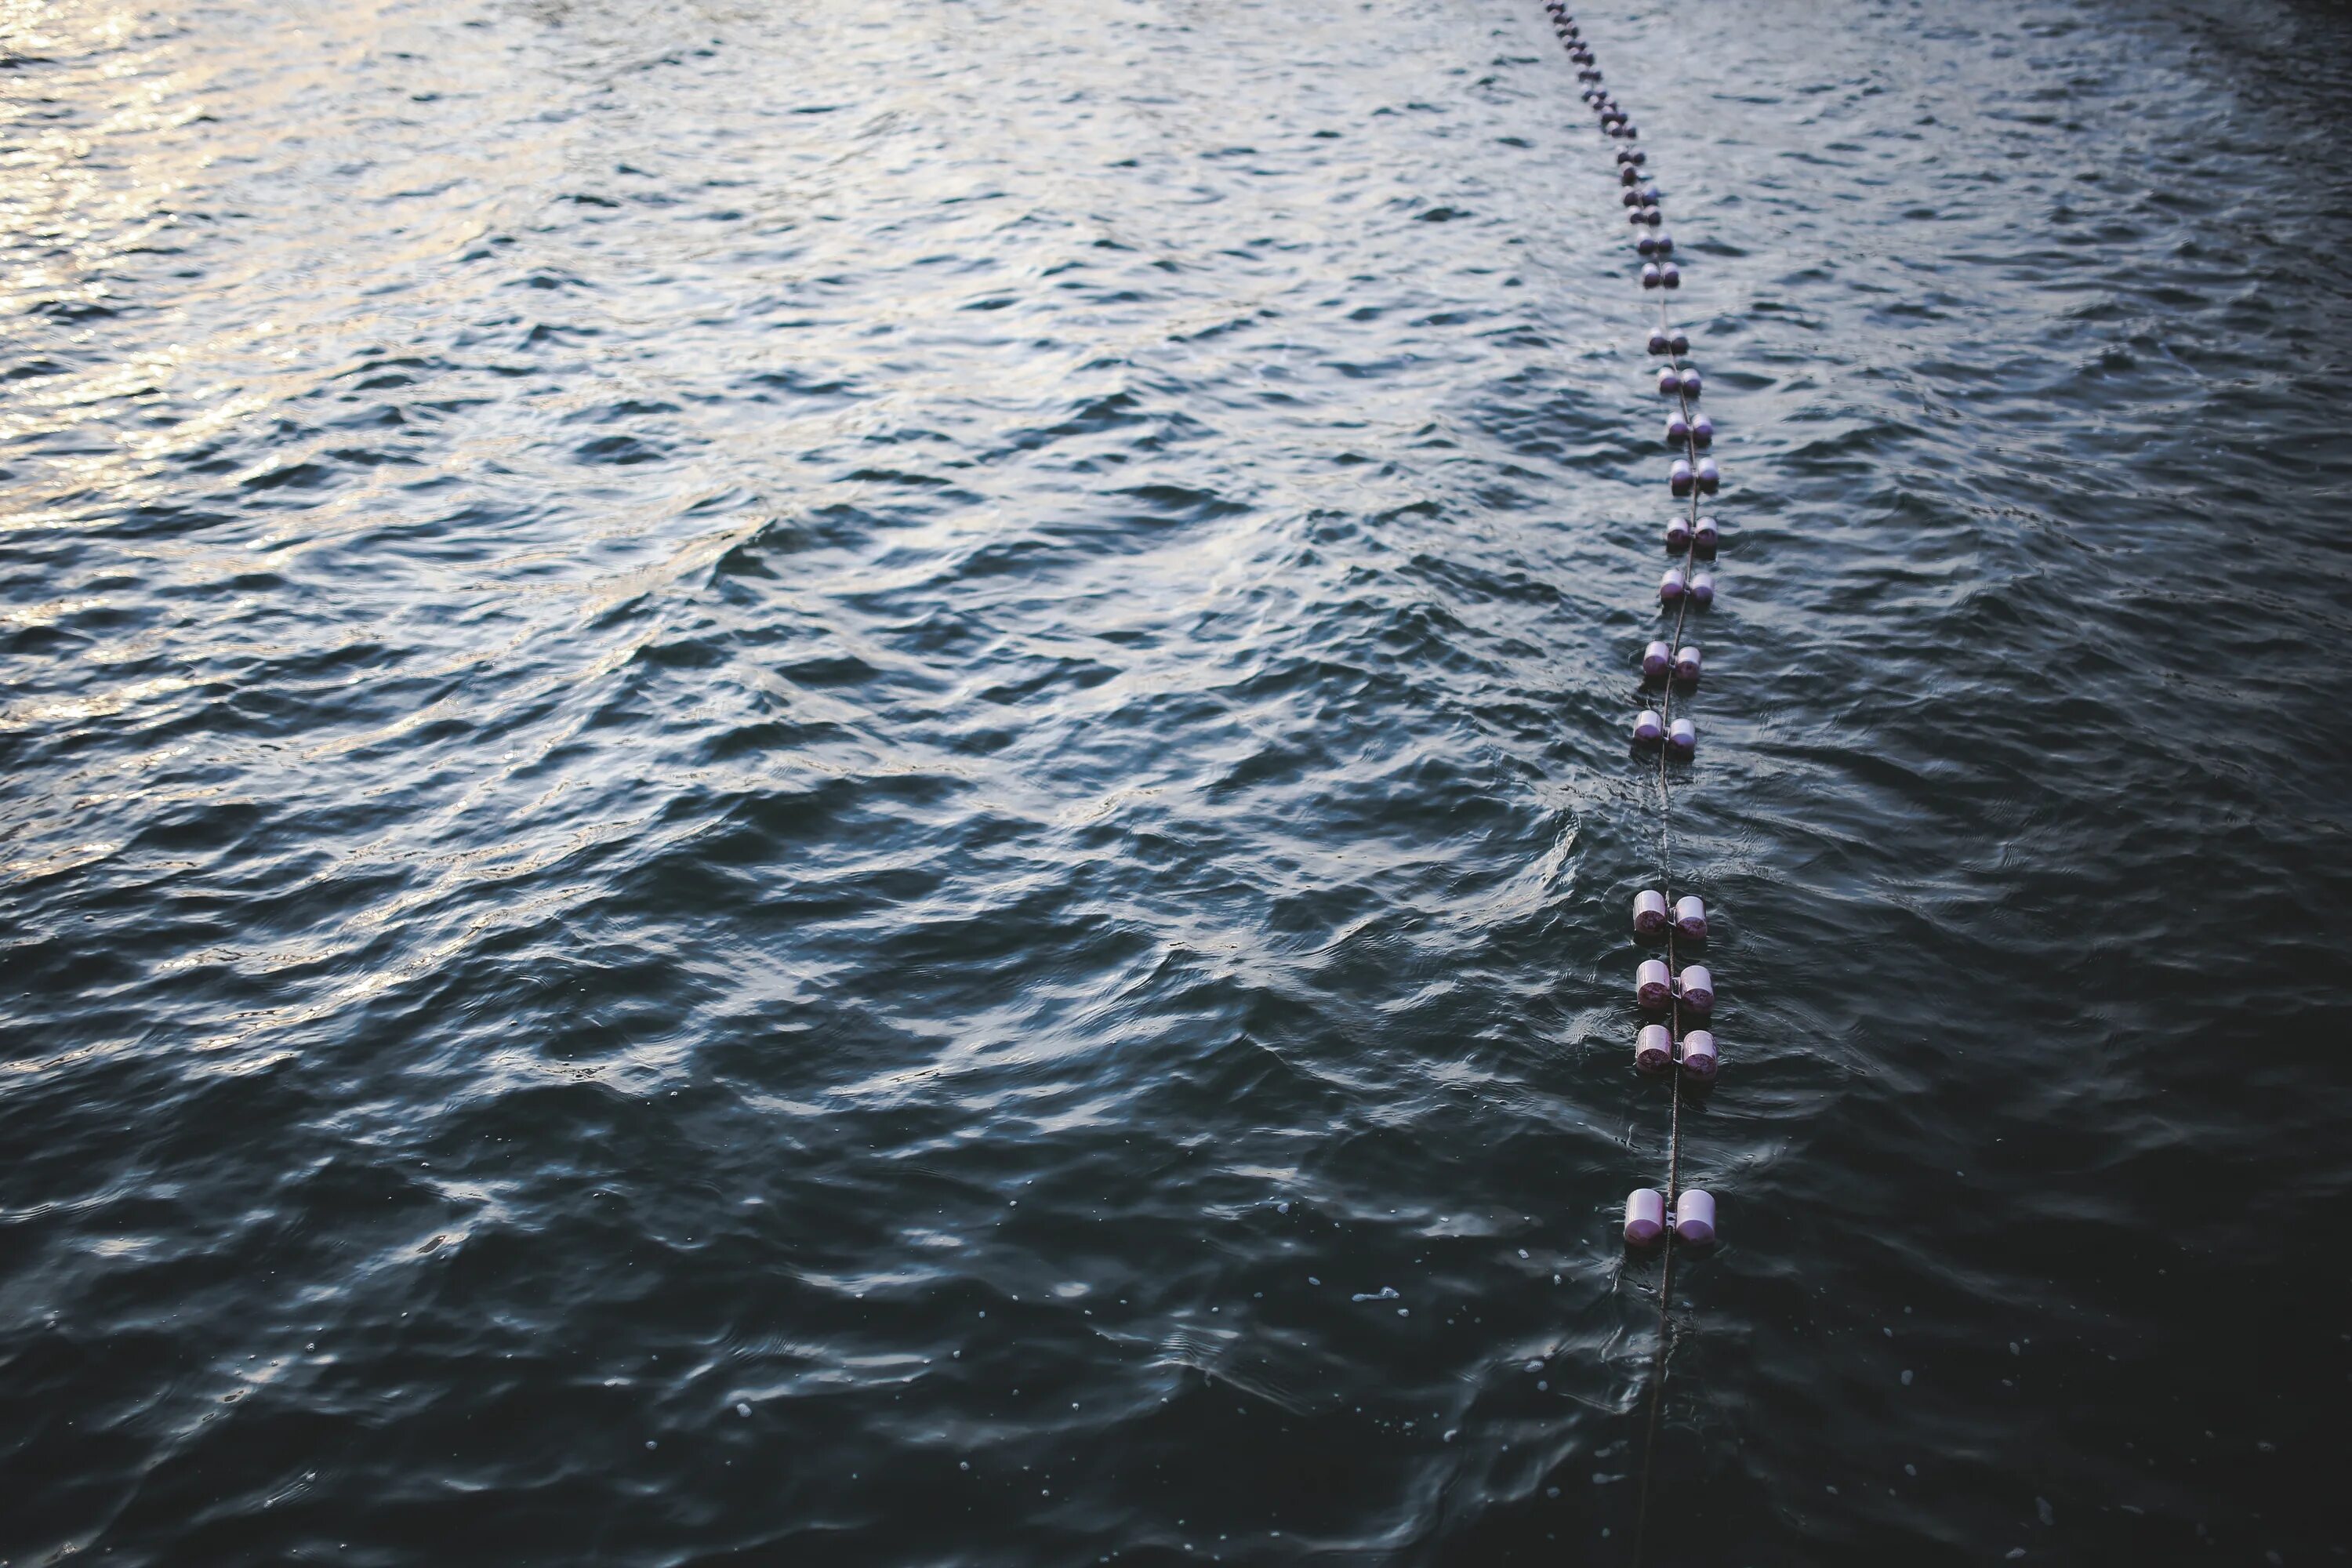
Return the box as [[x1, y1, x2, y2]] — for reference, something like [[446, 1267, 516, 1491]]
[[5, 0, 2350, 1561]]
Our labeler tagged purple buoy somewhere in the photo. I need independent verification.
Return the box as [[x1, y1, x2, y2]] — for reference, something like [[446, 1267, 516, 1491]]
[[1672, 645, 1702, 685], [1674, 893, 1707, 938], [1636, 957, 1672, 1008], [1624, 1188, 1665, 1246], [1621, 165, 1642, 188], [1635, 1023, 1674, 1072], [1692, 517, 1718, 556], [1695, 457, 1720, 494], [1669, 459, 1693, 498], [1668, 329, 1687, 354], [1639, 206, 1661, 226], [1656, 367, 1680, 397], [1637, 185, 1660, 205], [1679, 1029, 1719, 1080], [1678, 964, 1715, 1012], [1653, 232, 1674, 256], [1642, 638, 1671, 679], [1687, 569, 1715, 605], [1690, 413, 1714, 448], [1659, 564, 1686, 602], [1641, 263, 1661, 289], [1674, 1188, 1717, 1245], [1660, 263, 1681, 288], [1667, 716, 1695, 757], [1647, 328, 1670, 354], [1678, 368, 1701, 399], [1664, 517, 1691, 552], [1635, 231, 1658, 256], [1666, 414, 1690, 444], [1627, 147, 1646, 165], [1633, 887, 1670, 935], [1632, 708, 1664, 746]]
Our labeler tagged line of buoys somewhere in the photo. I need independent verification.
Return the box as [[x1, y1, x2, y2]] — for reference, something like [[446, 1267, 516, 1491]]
[[1539, 0, 1722, 1254]]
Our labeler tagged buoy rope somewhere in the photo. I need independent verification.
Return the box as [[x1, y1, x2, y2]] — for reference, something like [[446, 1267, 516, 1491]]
[[1534, 7, 1716, 1559]]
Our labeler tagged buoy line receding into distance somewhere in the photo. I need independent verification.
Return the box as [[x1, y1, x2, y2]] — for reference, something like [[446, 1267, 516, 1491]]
[[1539, 3, 1726, 1544]]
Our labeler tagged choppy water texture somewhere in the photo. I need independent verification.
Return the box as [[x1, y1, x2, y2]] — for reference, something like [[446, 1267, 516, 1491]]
[[5, 0, 2350, 1561]]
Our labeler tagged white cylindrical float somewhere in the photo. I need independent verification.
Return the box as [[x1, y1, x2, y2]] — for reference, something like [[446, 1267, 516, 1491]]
[[1687, 570, 1715, 606], [1632, 708, 1664, 745], [1692, 517, 1719, 556], [1674, 1188, 1716, 1245], [1678, 964, 1715, 1012], [1679, 1028, 1718, 1080], [1624, 1187, 1665, 1245], [1636, 958, 1672, 1009], [1642, 639, 1671, 679], [1656, 367, 1680, 397], [1667, 717, 1695, 757], [1669, 459, 1693, 498], [1633, 888, 1670, 935], [1672, 644, 1701, 684], [1664, 517, 1692, 552], [1635, 1023, 1673, 1071], [1674, 894, 1708, 938], [1660, 565, 1686, 604]]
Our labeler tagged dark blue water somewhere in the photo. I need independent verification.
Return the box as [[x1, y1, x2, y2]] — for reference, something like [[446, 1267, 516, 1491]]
[[5, 0, 2350, 1561]]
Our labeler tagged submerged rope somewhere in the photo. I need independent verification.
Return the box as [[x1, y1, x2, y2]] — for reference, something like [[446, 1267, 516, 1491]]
[[1536, 7, 1718, 1559]]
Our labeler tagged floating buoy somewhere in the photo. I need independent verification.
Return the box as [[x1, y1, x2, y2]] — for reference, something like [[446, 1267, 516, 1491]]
[[1635, 1023, 1673, 1071], [1642, 638, 1672, 679], [1687, 569, 1715, 605], [1653, 232, 1674, 256], [1638, 205, 1661, 226], [1678, 368, 1702, 399], [1694, 456, 1720, 493], [1664, 516, 1691, 552], [1679, 1029, 1718, 1080], [1635, 230, 1660, 256], [1674, 1188, 1716, 1244], [1667, 716, 1695, 757], [1669, 459, 1693, 497], [1690, 413, 1713, 448], [1632, 707, 1664, 745], [1660, 263, 1680, 287], [1656, 367, 1681, 397], [1659, 565, 1686, 603], [1624, 1187, 1666, 1245], [1646, 328, 1671, 354], [1641, 263, 1661, 289], [1674, 893, 1707, 937], [1665, 413, 1690, 444], [1678, 964, 1715, 1011], [1636, 957, 1672, 1007], [1692, 516, 1718, 555], [1633, 887, 1670, 935], [1672, 644, 1701, 685]]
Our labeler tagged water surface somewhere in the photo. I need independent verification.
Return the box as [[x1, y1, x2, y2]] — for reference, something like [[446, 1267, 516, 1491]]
[[4, 0, 2349, 1561]]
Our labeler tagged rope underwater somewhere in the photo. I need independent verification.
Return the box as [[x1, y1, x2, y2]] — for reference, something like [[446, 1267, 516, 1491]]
[[1537, 4, 1727, 1556]]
